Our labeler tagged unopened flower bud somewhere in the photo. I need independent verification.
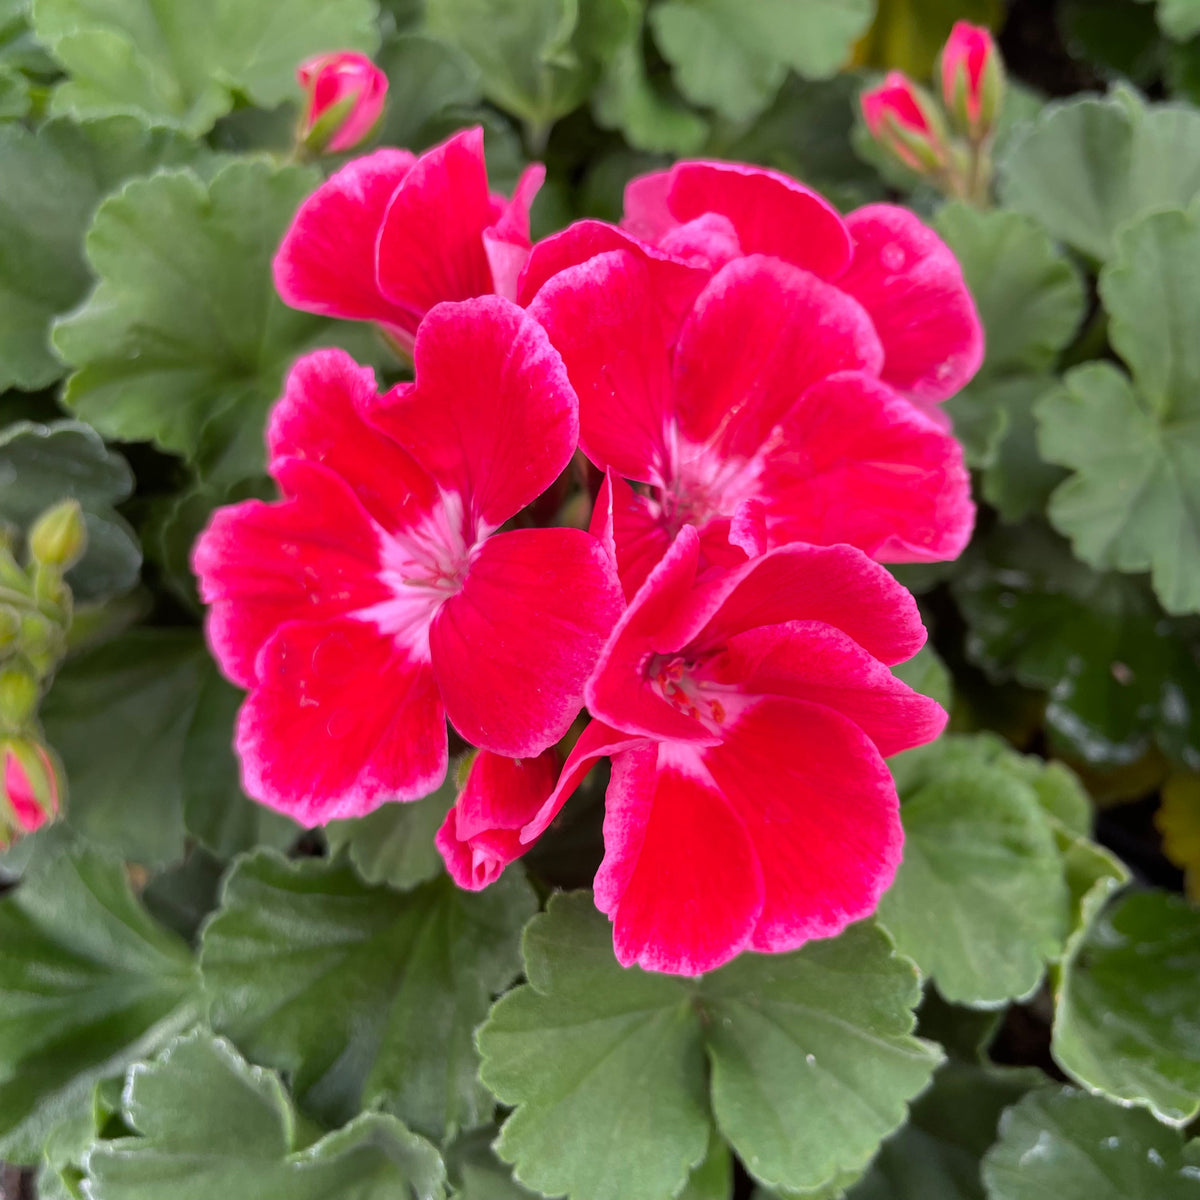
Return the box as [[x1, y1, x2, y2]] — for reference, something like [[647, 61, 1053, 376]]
[[29, 499, 87, 570], [297, 51, 388, 155], [0, 662, 38, 730], [1, 738, 60, 847], [861, 72, 950, 174], [941, 21, 1004, 143]]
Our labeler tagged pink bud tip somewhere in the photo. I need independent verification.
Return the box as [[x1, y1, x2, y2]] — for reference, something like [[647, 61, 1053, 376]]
[[941, 21, 1000, 132]]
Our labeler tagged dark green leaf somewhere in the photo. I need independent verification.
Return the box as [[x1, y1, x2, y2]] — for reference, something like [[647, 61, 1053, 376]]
[[55, 160, 376, 486], [982, 1086, 1200, 1199], [32, 0, 379, 135], [1053, 890, 1200, 1126], [200, 850, 535, 1141], [0, 116, 196, 391], [0, 419, 139, 600], [953, 522, 1200, 770], [376, 32, 483, 151], [84, 1031, 447, 1200], [892, 643, 953, 711], [0, 847, 199, 1163], [478, 893, 939, 1200]]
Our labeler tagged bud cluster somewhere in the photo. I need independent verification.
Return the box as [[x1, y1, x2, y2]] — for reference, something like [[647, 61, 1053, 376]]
[[861, 21, 1005, 206], [0, 499, 82, 848]]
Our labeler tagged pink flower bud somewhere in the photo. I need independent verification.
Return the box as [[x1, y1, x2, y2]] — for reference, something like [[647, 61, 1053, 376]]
[[2, 739, 60, 847], [297, 51, 388, 155], [861, 72, 949, 174], [941, 21, 1004, 141]]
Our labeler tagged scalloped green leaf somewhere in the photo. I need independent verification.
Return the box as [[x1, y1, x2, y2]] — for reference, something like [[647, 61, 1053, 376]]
[[953, 522, 1200, 770], [0, 419, 139, 600], [0, 847, 199, 1164], [84, 1031, 447, 1200], [478, 893, 940, 1200], [0, 115, 196, 391], [54, 160, 377, 486], [879, 735, 1071, 1006], [1053, 890, 1200, 1126], [982, 1087, 1200, 1199], [31, 0, 379, 135], [200, 851, 535, 1141], [998, 90, 1200, 262]]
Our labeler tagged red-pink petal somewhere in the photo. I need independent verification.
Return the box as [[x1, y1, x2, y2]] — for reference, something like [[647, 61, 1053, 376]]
[[622, 170, 675, 241], [711, 620, 947, 757], [667, 160, 853, 280], [431, 527, 622, 757], [192, 459, 389, 689], [589, 469, 672, 601], [702, 697, 903, 951], [436, 748, 558, 890], [657, 213, 741, 272], [237, 616, 447, 823], [838, 205, 984, 403], [529, 249, 672, 484], [266, 349, 438, 532], [758, 370, 975, 562], [689, 541, 929, 666], [672, 255, 884, 457], [483, 163, 545, 300], [375, 127, 501, 315], [369, 297, 578, 529], [520, 719, 647, 844], [597, 745, 763, 975], [272, 149, 419, 341]]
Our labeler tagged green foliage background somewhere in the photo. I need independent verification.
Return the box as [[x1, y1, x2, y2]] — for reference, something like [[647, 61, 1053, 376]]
[[0, 0, 1199, 1198]]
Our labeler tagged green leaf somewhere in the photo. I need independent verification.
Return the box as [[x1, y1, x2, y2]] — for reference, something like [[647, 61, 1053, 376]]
[[0, 419, 139, 600], [376, 32, 483, 151], [892, 643, 952, 711], [1052, 890, 1200, 1126], [846, 1062, 1039, 1200], [0, 115, 196, 391], [324, 768, 458, 890], [591, 22, 709, 156], [982, 1086, 1200, 1199], [1153, 0, 1200, 42], [933, 204, 1086, 378], [54, 160, 372, 486], [200, 850, 535, 1141], [1059, 0, 1164, 87], [424, 0, 632, 139], [84, 1031, 447, 1200], [998, 90, 1200, 262], [651, 0, 872, 123], [878, 735, 1071, 1006], [1037, 360, 1200, 616], [953, 522, 1200, 770], [32, 0, 379, 135], [0, 847, 199, 1164], [41, 630, 278, 867], [478, 893, 940, 1200]]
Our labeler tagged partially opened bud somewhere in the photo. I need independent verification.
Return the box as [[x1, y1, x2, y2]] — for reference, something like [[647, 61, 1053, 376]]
[[436, 749, 559, 891], [297, 51, 388, 154], [941, 21, 1004, 142], [861, 72, 950, 174], [1, 738, 60, 847], [28, 499, 86, 570]]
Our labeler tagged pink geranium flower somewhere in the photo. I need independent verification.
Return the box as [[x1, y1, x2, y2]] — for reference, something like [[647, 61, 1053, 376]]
[[529, 241, 974, 597], [193, 298, 622, 824], [518, 526, 946, 974], [568, 158, 984, 405], [273, 126, 544, 351]]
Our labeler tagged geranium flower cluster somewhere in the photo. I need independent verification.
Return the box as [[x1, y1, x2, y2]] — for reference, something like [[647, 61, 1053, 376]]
[[194, 127, 982, 974]]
